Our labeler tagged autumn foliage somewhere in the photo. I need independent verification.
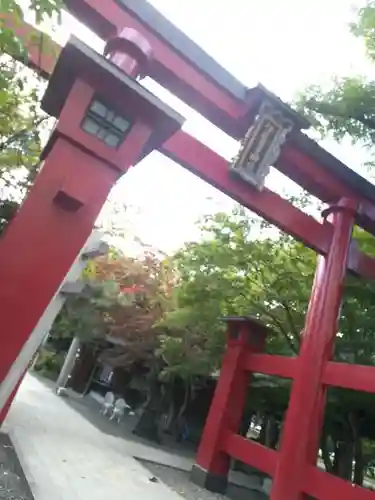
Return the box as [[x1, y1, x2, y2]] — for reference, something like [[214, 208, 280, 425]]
[[91, 250, 176, 367]]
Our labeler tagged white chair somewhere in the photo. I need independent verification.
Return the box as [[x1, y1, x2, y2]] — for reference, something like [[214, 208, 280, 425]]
[[109, 398, 130, 423], [100, 391, 115, 416]]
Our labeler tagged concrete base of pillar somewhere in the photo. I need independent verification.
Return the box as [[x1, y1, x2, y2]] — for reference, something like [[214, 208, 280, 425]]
[[191, 464, 228, 493]]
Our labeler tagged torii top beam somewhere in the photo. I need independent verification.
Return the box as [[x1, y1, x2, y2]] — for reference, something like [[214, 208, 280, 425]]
[[5, 0, 375, 280], [65, 0, 248, 135]]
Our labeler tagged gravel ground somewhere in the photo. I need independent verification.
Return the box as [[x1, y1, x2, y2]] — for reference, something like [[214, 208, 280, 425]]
[[0, 434, 33, 500], [139, 460, 268, 500]]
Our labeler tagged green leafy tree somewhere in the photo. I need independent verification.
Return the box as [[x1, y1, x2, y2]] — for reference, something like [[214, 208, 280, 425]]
[[46, 249, 174, 362], [294, 4, 375, 479], [159, 207, 375, 485], [0, 1, 63, 232], [158, 208, 315, 380], [296, 1, 375, 160], [0, 58, 52, 232], [0, 0, 62, 58]]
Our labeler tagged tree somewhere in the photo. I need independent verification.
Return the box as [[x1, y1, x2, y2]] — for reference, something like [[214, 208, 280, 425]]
[[296, 1, 375, 160], [0, 1, 63, 233], [0, 1, 62, 58], [94, 250, 175, 365], [159, 207, 375, 485], [43, 246, 176, 441], [155, 209, 310, 446], [159, 208, 314, 376], [291, 5, 375, 482], [48, 248, 173, 348], [92, 250, 176, 442], [44, 247, 174, 381], [0, 57, 52, 233]]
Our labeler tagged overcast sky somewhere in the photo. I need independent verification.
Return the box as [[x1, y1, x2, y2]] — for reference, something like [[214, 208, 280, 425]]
[[31, 0, 373, 253]]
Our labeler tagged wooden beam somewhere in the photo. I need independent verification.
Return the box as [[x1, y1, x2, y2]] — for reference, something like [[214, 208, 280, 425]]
[[5, 14, 375, 281]]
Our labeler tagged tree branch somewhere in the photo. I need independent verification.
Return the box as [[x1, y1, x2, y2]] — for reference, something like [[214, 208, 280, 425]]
[[0, 116, 48, 152], [250, 301, 299, 355], [306, 99, 375, 131], [280, 299, 301, 346]]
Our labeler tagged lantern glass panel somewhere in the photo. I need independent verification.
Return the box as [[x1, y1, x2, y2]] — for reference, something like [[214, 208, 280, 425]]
[[81, 98, 132, 149]]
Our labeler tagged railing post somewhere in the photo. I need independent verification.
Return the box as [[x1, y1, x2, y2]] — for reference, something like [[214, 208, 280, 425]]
[[191, 316, 269, 493]]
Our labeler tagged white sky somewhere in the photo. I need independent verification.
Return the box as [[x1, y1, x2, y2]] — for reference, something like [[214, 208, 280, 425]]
[[27, 0, 374, 253]]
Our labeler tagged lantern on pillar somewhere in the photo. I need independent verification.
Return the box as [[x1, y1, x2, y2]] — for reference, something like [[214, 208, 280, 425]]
[[231, 85, 310, 190], [0, 30, 184, 399], [41, 34, 185, 212]]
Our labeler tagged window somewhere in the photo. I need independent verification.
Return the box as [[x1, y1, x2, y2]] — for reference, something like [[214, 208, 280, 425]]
[[81, 98, 132, 149]]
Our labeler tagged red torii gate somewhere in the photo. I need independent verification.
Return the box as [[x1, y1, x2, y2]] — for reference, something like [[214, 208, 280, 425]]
[[3, 1, 375, 499]]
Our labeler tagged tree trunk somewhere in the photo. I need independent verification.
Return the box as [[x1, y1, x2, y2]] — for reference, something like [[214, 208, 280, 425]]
[[163, 400, 176, 434], [258, 414, 268, 445], [239, 411, 253, 437], [352, 418, 364, 486], [159, 382, 175, 435], [321, 432, 334, 474], [334, 440, 354, 481], [132, 381, 162, 443], [56, 337, 81, 391], [353, 440, 364, 486], [265, 414, 279, 449], [175, 382, 190, 442], [276, 414, 285, 450]]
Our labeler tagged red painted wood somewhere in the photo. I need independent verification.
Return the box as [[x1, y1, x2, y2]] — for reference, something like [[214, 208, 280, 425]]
[[241, 353, 297, 379], [195, 345, 249, 476], [222, 432, 277, 477], [162, 132, 332, 254], [6, 18, 375, 282], [11, 14, 375, 231], [0, 13, 60, 76], [163, 132, 375, 280], [56, 79, 153, 172], [5, 9, 375, 500], [0, 373, 24, 426], [0, 139, 116, 383], [280, 145, 375, 237], [323, 361, 375, 394], [0, 57, 155, 383], [304, 466, 375, 499], [63, 0, 244, 132], [3, 13, 242, 134], [280, 144, 357, 204], [305, 383, 327, 477], [195, 320, 267, 479], [271, 199, 357, 500]]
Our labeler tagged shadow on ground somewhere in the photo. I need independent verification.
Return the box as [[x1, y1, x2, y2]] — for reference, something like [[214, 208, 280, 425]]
[[139, 460, 268, 500]]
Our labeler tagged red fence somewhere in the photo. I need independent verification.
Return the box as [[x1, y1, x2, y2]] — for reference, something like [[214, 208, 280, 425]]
[[193, 316, 375, 499]]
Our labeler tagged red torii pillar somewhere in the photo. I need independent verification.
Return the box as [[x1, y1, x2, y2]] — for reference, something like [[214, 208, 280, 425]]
[[192, 317, 270, 492], [271, 199, 357, 499], [0, 28, 183, 407], [192, 199, 359, 500]]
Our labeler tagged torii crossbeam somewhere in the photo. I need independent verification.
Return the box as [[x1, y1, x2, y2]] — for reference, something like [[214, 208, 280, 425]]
[[3, 2, 375, 499]]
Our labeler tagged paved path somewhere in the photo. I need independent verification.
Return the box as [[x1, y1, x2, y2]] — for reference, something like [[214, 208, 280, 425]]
[[3, 374, 183, 500], [59, 389, 265, 492]]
